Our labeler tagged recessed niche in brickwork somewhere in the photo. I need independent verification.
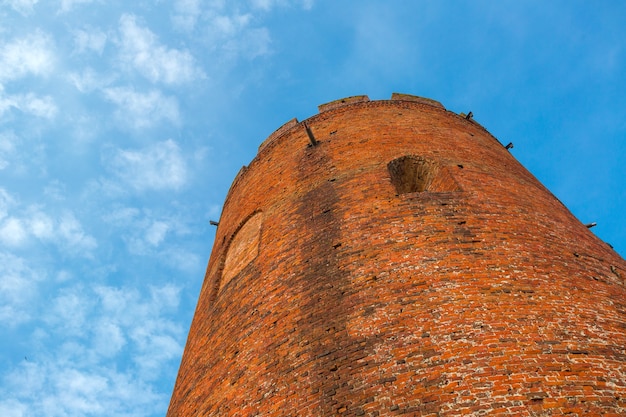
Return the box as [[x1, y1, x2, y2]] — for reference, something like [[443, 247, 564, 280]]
[[388, 155, 460, 194], [221, 212, 263, 290]]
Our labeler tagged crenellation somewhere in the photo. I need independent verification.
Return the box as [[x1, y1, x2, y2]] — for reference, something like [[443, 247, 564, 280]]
[[390, 93, 444, 109], [318, 95, 370, 113], [258, 117, 300, 154]]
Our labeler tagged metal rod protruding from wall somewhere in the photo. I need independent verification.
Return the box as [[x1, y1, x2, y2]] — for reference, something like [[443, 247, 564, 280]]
[[303, 122, 318, 146]]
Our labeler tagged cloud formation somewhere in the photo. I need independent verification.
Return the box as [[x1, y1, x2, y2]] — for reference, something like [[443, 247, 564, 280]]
[[0, 132, 16, 170], [172, 0, 202, 32], [103, 87, 180, 129], [0, 282, 182, 416], [59, 0, 95, 13], [0, 31, 55, 82], [103, 139, 188, 192], [0, 252, 42, 326], [2, 0, 39, 16], [72, 27, 107, 55], [250, 0, 315, 11], [0, 89, 58, 119], [117, 14, 204, 85], [0, 188, 97, 256], [201, 9, 273, 60]]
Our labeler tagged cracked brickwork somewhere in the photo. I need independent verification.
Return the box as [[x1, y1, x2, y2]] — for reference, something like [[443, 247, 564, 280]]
[[168, 94, 626, 416]]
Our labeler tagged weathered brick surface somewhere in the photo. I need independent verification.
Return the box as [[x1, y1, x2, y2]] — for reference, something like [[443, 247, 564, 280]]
[[168, 94, 626, 416], [222, 211, 263, 289]]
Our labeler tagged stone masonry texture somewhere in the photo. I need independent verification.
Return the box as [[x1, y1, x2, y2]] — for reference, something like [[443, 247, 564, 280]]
[[167, 94, 626, 416]]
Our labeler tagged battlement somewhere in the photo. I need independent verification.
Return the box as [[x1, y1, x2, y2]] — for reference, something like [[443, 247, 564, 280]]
[[317, 95, 371, 112]]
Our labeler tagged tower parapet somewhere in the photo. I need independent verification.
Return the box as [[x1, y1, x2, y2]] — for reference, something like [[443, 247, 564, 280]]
[[168, 93, 626, 416]]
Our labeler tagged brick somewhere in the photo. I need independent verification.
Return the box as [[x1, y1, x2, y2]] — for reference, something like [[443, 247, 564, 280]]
[[167, 94, 626, 416]]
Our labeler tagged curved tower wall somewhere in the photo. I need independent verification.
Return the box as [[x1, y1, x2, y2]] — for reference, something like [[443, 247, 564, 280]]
[[168, 94, 626, 416]]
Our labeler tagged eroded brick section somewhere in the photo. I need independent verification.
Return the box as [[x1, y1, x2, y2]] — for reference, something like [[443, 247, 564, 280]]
[[168, 97, 626, 416], [222, 211, 263, 290]]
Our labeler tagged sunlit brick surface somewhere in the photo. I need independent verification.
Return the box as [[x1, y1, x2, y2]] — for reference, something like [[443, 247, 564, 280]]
[[168, 95, 626, 416], [222, 211, 263, 290]]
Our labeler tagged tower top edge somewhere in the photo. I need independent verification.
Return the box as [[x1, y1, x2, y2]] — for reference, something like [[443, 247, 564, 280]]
[[223, 94, 457, 210], [316, 93, 445, 113], [257, 93, 446, 155]]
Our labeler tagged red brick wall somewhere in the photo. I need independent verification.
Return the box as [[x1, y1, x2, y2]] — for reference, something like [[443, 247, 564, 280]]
[[168, 95, 626, 416]]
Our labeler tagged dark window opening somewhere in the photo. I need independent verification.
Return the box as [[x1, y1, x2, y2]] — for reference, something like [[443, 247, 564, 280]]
[[388, 155, 461, 194]]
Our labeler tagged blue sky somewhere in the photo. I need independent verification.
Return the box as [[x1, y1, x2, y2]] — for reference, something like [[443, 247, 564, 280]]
[[0, 1, 624, 416]]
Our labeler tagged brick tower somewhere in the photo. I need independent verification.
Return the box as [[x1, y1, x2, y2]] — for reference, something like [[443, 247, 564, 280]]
[[168, 94, 626, 416]]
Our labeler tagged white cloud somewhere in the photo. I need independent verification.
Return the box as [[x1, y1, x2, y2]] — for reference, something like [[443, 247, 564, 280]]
[[57, 213, 98, 255], [249, 0, 274, 10], [0, 191, 96, 256], [0, 89, 12, 119], [59, 0, 95, 13], [211, 13, 252, 37], [47, 287, 90, 336], [172, 0, 202, 31], [150, 284, 181, 311], [101, 206, 140, 225], [17, 93, 57, 118], [118, 14, 204, 84], [95, 285, 134, 316], [72, 28, 107, 55], [0, 188, 13, 220], [93, 319, 126, 357], [2, 0, 39, 15], [0, 133, 13, 170], [0, 31, 54, 82], [0, 281, 183, 413], [131, 327, 181, 380], [0, 399, 28, 417], [103, 86, 180, 129], [160, 246, 202, 272], [0, 130, 42, 174], [129, 285, 182, 380], [0, 217, 28, 247], [69, 68, 114, 93], [145, 220, 170, 247], [235, 27, 271, 58], [93, 284, 183, 380], [1, 363, 164, 416], [196, 0, 313, 60], [67, 71, 93, 93], [28, 211, 54, 239], [125, 220, 171, 255], [250, 0, 315, 11], [0, 252, 42, 326], [174, 0, 313, 63], [104, 139, 188, 191], [14, 209, 95, 256], [201, 10, 272, 60], [0, 88, 58, 119], [56, 369, 108, 414], [102, 207, 199, 269], [43, 180, 67, 201]]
